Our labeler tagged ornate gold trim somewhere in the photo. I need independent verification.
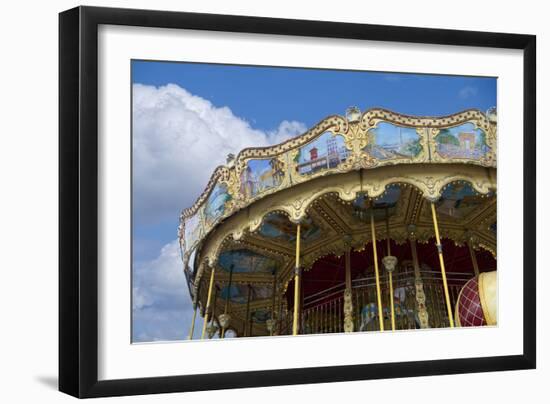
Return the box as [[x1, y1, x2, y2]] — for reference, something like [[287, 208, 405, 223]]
[[179, 108, 497, 263]]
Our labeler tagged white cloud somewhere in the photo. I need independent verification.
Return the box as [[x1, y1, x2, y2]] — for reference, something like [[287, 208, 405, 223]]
[[132, 84, 306, 341], [132, 83, 306, 226], [132, 239, 203, 341], [132, 241, 186, 310], [268, 120, 308, 145], [458, 86, 478, 99]]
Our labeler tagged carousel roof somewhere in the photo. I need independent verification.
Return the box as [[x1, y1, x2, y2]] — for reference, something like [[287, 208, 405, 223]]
[[178, 107, 497, 329]]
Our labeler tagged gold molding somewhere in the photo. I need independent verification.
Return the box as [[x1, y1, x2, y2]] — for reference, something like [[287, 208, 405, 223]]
[[179, 108, 497, 265]]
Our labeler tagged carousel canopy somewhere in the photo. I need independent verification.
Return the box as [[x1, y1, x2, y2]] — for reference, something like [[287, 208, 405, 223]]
[[178, 107, 497, 335]]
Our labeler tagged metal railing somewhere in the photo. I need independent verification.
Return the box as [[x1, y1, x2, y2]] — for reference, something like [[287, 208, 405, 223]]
[[280, 269, 474, 335]]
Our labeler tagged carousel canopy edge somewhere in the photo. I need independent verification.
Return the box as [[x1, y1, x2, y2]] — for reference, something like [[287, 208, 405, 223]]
[[178, 106, 497, 262]]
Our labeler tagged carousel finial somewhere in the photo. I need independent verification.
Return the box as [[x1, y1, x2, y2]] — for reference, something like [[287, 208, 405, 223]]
[[486, 106, 497, 123], [345, 106, 361, 123], [226, 153, 236, 167]]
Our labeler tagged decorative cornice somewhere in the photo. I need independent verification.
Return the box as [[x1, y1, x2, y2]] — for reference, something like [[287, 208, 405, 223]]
[[180, 108, 497, 272]]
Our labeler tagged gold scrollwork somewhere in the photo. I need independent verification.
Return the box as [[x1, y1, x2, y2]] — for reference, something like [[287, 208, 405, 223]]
[[181, 108, 497, 264]]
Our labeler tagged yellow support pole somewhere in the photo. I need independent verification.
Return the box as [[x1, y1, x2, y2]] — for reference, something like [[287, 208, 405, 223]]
[[201, 266, 216, 339], [292, 224, 301, 336], [430, 202, 454, 328], [370, 209, 384, 331], [188, 304, 198, 340]]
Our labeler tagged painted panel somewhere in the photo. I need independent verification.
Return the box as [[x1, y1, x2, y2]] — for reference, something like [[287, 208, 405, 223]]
[[240, 158, 285, 199], [434, 123, 490, 159], [295, 132, 348, 176], [218, 249, 279, 274], [184, 211, 203, 252], [219, 284, 248, 304], [436, 182, 492, 219], [352, 185, 402, 220], [204, 183, 231, 227], [372, 184, 402, 208], [259, 212, 321, 243], [251, 285, 273, 300], [364, 123, 422, 160], [219, 285, 273, 304]]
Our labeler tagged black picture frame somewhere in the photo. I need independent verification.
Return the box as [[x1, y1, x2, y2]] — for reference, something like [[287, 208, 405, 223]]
[[59, 5, 536, 398]]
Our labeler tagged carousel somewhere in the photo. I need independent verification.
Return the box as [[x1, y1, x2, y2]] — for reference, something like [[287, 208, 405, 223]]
[[178, 106, 498, 339]]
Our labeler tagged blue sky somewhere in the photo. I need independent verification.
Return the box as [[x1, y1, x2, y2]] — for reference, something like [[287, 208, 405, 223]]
[[131, 60, 496, 342], [133, 61, 496, 132]]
